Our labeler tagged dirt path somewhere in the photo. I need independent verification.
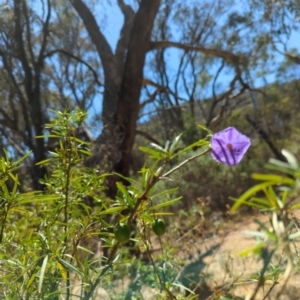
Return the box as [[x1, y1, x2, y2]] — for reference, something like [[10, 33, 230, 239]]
[[170, 211, 300, 300], [72, 211, 300, 299]]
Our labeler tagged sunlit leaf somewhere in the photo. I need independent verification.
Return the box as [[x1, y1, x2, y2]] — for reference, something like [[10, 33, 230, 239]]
[[238, 243, 265, 257], [149, 197, 182, 211], [231, 182, 282, 211], [282, 149, 299, 169], [169, 134, 182, 153], [171, 282, 195, 294], [57, 258, 84, 277], [116, 182, 134, 207], [38, 255, 48, 293], [151, 143, 167, 153], [151, 187, 178, 199], [251, 173, 294, 185], [112, 172, 138, 185], [197, 124, 214, 135], [97, 206, 125, 215], [289, 230, 300, 240]]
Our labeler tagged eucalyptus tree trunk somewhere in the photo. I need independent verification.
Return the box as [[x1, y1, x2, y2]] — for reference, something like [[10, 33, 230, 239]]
[[70, 0, 161, 190]]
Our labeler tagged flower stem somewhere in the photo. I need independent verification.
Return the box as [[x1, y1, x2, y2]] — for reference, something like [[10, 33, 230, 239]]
[[161, 147, 211, 179]]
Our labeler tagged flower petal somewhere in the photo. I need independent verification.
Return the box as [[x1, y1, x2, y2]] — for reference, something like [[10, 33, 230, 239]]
[[211, 127, 251, 166]]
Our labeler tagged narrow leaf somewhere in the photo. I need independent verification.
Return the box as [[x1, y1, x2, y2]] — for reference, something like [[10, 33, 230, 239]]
[[38, 255, 49, 293], [97, 206, 125, 215], [289, 231, 300, 240], [169, 134, 182, 153], [282, 149, 299, 169], [151, 187, 178, 199], [56, 261, 67, 281], [149, 197, 182, 211], [57, 258, 84, 277], [251, 173, 294, 185], [139, 146, 164, 159], [231, 181, 280, 211]]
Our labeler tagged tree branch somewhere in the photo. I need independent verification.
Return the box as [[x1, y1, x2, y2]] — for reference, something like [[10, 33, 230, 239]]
[[149, 41, 249, 88], [140, 90, 159, 109], [149, 41, 240, 64], [142, 78, 187, 105], [115, 0, 135, 68], [44, 49, 102, 86], [285, 52, 300, 65], [245, 114, 287, 162], [114, 0, 161, 176], [0, 49, 33, 146], [135, 129, 161, 146], [69, 0, 116, 76], [37, 0, 51, 67], [13, 0, 33, 100], [22, 0, 36, 66]]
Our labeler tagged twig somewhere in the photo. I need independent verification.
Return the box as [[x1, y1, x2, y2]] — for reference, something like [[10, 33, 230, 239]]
[[161, 148, 211, 179]]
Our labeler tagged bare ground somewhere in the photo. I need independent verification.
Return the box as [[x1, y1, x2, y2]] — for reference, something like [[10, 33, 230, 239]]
[[169, 210, 300, 300]]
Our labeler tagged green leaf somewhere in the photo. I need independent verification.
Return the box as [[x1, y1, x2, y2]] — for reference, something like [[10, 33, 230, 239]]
[[237, 201, 268, 209], [266, 159, 295, 176], [164, 140, 170, 151], [231, 181, 282, 211], [250, 197, 272, 207], [282, 149, 299, 169], [57, 258, 84, 277], [197, 124, 214, 135], [174, 141, 209, 157], [139, 146, 164, 159], [116, 182, 134, 207], [112, 172, 138, 185], [17, 194, 58, 205], [12, 151, 32, 166], [251, 173, 294, 185], [244, 230, 268, 239], [253, 218, 272, 232], [38, 255, 48, 293], [151, 143, 167, 153], [264, 186, 280, 209], [171, 282, 195, 294], [151, 187, 178, 199], [149, 197, 182, 211], [149, 212, 174, 217], [11, 175, 19, 197], [10, 207, 28, 214], [288, 203, 300, 212], [280, 189, 289, 205], [78, 149, 91, 156], [169, 134, 182, 153], [289, 230, 300, 240], [97, 206, 125, 215]]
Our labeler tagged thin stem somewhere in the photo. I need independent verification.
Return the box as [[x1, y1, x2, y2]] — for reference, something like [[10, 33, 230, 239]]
[[161, 148, 211, 179], [0, 201, 9, 243], [64, 144, 72, 300], [275, 244, 293, 297], [249, 249, 275, 300], [262, 281, 278, 300]]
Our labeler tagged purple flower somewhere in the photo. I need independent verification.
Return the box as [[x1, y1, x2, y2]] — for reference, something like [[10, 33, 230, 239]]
[[210, 127, 251, 166]]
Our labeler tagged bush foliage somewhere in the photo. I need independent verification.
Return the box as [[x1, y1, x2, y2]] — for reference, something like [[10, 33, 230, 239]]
[[1, 109, 300, 300]]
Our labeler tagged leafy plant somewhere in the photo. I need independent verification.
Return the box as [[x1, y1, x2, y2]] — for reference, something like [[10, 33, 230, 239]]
[[230, 149, 300, 299], [0, 110, 254, 299]]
